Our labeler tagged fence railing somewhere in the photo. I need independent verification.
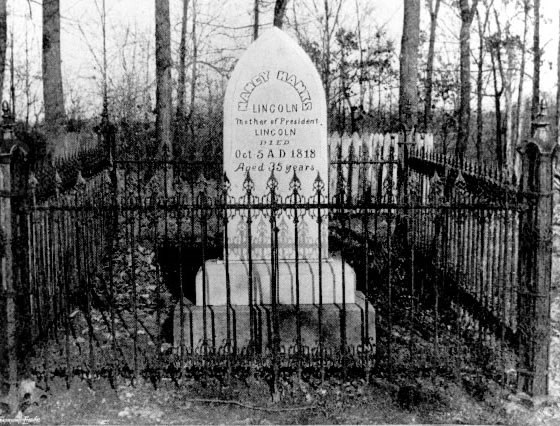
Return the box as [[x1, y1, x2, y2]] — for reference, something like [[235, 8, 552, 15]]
[[404, 120, 554, 395], [0, 122, 554, 397]]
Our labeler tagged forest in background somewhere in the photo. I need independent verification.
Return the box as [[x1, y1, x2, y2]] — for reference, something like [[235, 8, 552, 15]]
[[0, 0, 556, 169]]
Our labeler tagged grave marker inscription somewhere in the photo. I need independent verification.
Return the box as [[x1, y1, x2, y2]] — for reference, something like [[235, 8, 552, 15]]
[[223, 27, 328, 261]]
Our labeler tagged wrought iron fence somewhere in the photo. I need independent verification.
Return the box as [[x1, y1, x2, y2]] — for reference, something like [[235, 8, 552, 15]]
[[0, 123, 554, 397]]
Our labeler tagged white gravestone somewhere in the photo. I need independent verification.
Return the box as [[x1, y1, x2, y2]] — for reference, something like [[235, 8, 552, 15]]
[[195, 28, 355, 306], [224, 27, 328, 262]]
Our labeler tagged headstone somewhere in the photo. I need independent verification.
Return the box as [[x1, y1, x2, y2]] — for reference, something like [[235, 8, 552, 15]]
[[199, 27, 353, 306], [223, 27, 328, 262]]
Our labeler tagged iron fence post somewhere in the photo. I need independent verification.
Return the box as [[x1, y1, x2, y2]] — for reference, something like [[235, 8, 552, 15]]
[[0, 132, 30, 399], [517, 102, 556, 395], [0, 153, 16, 397]]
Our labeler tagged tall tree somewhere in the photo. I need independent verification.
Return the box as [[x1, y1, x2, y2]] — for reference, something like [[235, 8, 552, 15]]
[[399, 0, 420, 130], [488, 17, 505, 167], [42, 0, 65, 141], [515, 0, 530, 149], [253, 0, 260, 40], [456, 0, 479, 157], [321, 0, 341, 116], [155, 0, 172, 154], [476, 0, 493, 162], [354, 0, 365, 110], [531, 0, 540, 127], [273, 0, 289, 28], [557, 9, 560, 131], [424, 0, 442, 131], [0, 0, 6, 111], [503, 24, 517, 170], [177, 0, 189, 122], [175, 0, 189, 157], [189, 0, 197, 144]]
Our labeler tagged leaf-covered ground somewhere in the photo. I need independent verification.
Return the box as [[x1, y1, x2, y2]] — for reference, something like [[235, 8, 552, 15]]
[[4, 196, 560, 424], [7, 374, 510, 425]]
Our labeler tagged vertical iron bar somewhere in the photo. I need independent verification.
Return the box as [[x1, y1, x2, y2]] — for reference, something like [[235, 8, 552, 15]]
[[176, 185, 186, 371], [340, 198, 347, 376], [361, 150, 371, 382], [130, 164, 139, 383], [108, 161, 118, 384], [290, 172, 302, 380], [245, 173, 256, 355], [42, 202, 51, 391], [386, 145, 394, 381], [62, 203, 72, 388], [315, 176, 325, 384], [200, 187, 209, 359], [269, 175, 280, 397], [222, 176, 233, 384]]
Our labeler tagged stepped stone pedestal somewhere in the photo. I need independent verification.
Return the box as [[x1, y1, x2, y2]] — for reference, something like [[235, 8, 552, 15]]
[[195, 258, 356, 305], [173, 289, 375, 351]]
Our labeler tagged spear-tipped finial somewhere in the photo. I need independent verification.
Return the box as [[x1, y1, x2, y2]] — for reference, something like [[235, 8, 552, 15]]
[[222, 172, 231, 192], [289, 169, 301, 194], [313, 172, 325, 193], [266, 169, 278, 192], [243, 169, 254, 193]]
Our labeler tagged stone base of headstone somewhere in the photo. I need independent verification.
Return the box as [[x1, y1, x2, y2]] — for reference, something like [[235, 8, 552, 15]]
[[172, 291, 375, 352], [194, 258, 356, 306]]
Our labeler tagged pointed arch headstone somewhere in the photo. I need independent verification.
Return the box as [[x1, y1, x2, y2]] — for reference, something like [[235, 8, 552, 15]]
[[224, 27, 328, 261]]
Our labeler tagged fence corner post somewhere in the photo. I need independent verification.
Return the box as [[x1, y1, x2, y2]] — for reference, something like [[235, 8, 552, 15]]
[[0, 126, 30, 402], [0, 152, 16, 398], [517, 102, 556, 395]]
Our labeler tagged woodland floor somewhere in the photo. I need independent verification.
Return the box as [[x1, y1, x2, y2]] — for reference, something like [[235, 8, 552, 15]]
[[3, 207, 560, 424], [7, 374, 509, 425]]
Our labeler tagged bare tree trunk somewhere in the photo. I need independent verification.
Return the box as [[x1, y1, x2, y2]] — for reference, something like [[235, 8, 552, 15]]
[[531, 0, 540, 126], [43, 0, 66, 151], [490, 36, 503, 167], [515, 0, 529, 148], [155, 0, 172, 155], [476, 12, 484, 162], [189, 0, 197, 149], [399, 0, 420, 131], [101, 0, 108, 120], [9, 32, 13, 117], [177, 0, 189, 121], [424, 0, 441, 132], [273, 0, 289, 28], [25, 20, 30, 130], [0, 0, 6, 111], [476, 1, 492, 162], [324, 0, 331, 108], [319, 0, 342, 126], [175, 0, 189, 158], [492, 9, 509, 168], [253, 0, 259, 40], [457, 0, 479, 158], [355, 0, 365, 111], [504, 26, 516, 170], [557, 9, 560, 131]]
